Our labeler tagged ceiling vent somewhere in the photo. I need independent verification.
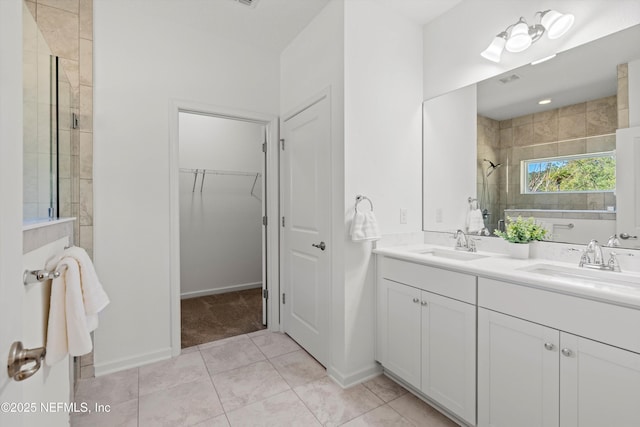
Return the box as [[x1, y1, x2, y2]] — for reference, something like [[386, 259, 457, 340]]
[[230, 0, 260, 8], [498, 74, 521, 85]]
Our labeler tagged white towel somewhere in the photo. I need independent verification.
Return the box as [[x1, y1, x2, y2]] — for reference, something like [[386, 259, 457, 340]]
[[350, 210, 381, 242], [44, 247, 110, 366], [466, 209, 485, 234]]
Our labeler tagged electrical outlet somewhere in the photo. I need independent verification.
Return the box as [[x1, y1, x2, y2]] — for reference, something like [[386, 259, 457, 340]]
[[400, 208, 408, 224], [436, 208, 443, 223]]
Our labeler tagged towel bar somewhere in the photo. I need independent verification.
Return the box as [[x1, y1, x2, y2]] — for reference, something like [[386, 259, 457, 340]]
[[23, 265, 67, 286], [355, 195, 374, 212], [552, 223, 574, 229]]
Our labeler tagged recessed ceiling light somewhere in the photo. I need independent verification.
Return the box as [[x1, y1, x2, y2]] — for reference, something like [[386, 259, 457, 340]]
[[538, 99, 552, 105]]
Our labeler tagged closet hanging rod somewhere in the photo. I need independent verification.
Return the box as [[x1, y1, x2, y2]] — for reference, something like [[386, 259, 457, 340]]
[[179, 168, 261, 177]]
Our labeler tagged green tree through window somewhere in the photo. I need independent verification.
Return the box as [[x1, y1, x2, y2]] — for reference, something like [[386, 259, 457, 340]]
[[523, 151, 615, 193]]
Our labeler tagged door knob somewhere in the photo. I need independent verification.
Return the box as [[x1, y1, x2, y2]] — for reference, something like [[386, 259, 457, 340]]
[[311, 242, 326, 251], [7, 341, 46, 382], [620, 233, 638, 240]]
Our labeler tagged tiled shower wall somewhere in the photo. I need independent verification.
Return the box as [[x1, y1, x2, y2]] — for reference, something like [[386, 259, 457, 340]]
[[477, 116, 501, 233], [25, 0, 93, 258]]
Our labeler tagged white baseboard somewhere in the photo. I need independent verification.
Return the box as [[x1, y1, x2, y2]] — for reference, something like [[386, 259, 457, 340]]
[[94, 347, 173, 377], [180, 282, 262, 299], [327, 363, 382, 388]]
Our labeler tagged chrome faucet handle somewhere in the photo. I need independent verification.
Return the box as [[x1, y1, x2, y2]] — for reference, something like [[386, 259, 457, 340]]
[[578, 250, 590, 267], [608, 252, 622, 272]]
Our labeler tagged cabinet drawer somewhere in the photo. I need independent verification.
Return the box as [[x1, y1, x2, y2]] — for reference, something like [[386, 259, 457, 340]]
[[380, 256, 476, 304], [478, 277, 640, 354]]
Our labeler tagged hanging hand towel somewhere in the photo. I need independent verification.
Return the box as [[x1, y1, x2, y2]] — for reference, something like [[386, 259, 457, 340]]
[[350, 210, 381, 242], [44, 247, 109, 366], [466, 209, 485, 234]]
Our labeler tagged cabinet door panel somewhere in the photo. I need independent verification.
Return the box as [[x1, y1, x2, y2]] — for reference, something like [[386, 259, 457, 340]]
[[380, 279, 421, 389], [560, 333, 640, 427], [478, 309, 559, 427], [421, 291, 476, 425]]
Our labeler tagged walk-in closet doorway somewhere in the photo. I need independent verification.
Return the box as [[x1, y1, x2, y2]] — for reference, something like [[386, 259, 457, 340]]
[[174, 110, 272, 348]]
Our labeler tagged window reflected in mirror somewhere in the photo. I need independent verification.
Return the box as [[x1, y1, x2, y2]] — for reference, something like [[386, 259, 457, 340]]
[[522, 151, 615, 194]]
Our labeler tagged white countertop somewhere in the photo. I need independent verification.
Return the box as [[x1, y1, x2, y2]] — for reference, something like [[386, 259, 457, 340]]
[[373, 244, 640, 309]]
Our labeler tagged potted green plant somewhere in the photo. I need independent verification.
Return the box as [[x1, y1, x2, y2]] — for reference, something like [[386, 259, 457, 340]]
[[494, 216, 548, 259]]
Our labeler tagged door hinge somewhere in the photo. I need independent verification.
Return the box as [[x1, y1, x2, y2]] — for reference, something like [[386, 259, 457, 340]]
[[72, 113, 79, 129], [280, 138, 285, 150], [262, 142, 267, 153], [262, 216, 267, 226], [281, 216, 285, 227], [282, 293, 286, 304], [263, 289, 269, 299]]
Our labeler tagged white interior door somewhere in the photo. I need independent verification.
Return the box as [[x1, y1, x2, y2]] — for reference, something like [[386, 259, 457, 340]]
[[281, 94, 331, 366], [261, 127, 267, 325], [616, 126, 640, 248]]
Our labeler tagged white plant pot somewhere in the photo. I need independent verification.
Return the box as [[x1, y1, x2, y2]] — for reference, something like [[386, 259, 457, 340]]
[[508, 242, 530, 259]]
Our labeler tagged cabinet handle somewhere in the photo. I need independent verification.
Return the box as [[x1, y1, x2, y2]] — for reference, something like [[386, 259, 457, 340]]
[[412, 298, 419, 303], [561, 348, 573, 357], [544, 342, 555, 351], [421, 301, 428, 306]]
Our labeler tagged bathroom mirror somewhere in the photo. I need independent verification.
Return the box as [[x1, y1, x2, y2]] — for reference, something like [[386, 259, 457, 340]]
[[423, 24, 640, 249], [23, 3, 76, 223]]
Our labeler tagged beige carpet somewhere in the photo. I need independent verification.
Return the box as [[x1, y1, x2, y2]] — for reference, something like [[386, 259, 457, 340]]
[[181, 288, 265, 348]]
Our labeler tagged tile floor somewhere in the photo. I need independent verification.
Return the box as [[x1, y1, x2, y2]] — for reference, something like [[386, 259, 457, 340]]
[[71, 331, 458, 427]]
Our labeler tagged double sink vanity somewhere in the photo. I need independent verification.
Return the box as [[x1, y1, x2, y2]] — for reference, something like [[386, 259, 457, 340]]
[[373, 240, 640, 427]]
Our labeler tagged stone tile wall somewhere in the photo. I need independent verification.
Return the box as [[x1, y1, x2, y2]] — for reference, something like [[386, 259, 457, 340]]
[[618, 63, 629, 129], [476, 115, 501, 232]]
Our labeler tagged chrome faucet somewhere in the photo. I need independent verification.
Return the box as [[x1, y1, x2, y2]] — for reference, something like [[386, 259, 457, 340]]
[[579, 239, 621, 272], [454, 229, 477, 252]]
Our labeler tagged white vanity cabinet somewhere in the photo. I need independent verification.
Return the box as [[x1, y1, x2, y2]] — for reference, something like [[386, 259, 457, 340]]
[[478, 278, 640, 427], [376, 256, 476, 425]]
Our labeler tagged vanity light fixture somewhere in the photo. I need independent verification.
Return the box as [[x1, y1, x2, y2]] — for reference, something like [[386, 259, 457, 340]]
[[481, 9, 574, 63]]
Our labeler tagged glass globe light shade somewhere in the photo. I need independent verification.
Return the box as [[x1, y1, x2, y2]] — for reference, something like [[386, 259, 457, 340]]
[[505, 21, 532, 52], [481, 35, 506, 62], [541, 10, 575, 39]]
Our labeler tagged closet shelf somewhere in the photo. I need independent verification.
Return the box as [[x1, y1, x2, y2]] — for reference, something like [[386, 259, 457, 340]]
[[179, 168, 261, 177], [180, 168, 262, 200]]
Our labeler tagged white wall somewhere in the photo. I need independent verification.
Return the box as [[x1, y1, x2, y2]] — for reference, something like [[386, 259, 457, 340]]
[[93, 0, 279, 374], [343, 0, 423, 380], [423, 0, 640, 99], [630, 59, 640, 127], [179, 113, 263, 298], [423, 85, 477, 232], [280, 0, 423, 386]]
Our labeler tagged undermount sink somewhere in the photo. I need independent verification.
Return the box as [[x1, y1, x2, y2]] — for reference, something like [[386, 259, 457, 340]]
[[518, 263, 640, 289], [413, 248, 489, 261]]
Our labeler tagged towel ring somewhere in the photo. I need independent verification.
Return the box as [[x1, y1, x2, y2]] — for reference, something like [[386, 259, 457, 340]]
[[355, 195, 374, 212]]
